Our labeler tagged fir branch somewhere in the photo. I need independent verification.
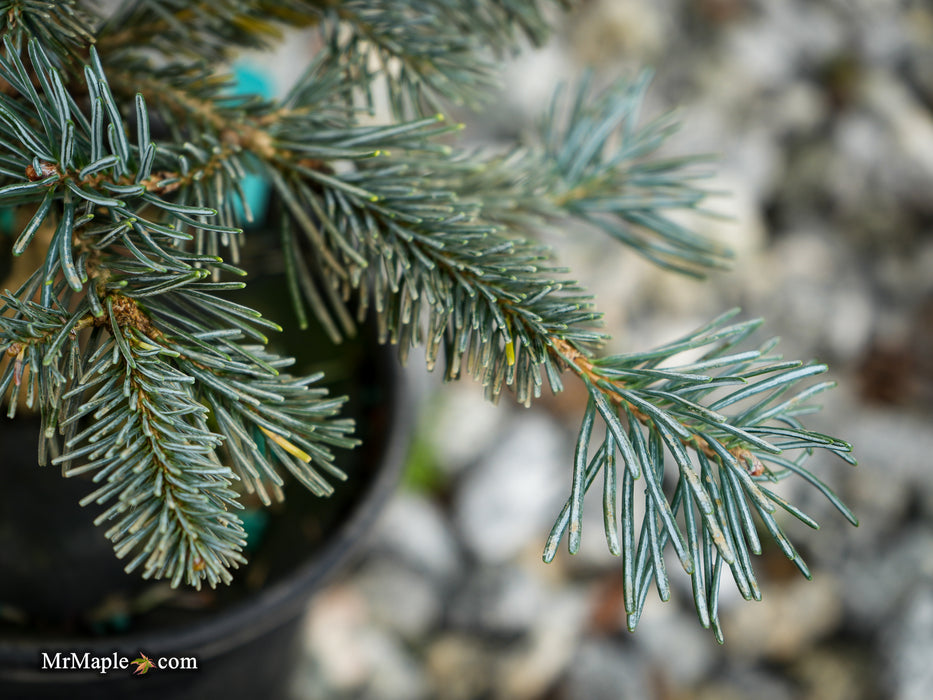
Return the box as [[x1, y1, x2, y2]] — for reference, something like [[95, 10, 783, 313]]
[[0, 41, 250, 283], [318, 0, 501, 118], [97, 0, 568, 79], [543, 311, 857, 641], [0, 281, 83, 427], [422, 73, 733, 277], [268, 155, 858, 633], [539, 72, 732, 276], [0, 268, 359, 588], [0, 39, 358, 587], [116, 274, 361, 505], [76, 35, 856, 636], [263, 154, 605, 401], [54, 329, 248, 589], [0, 0, 96, 59], [187, 348, 358, 506], [159, 0, 556, 120], [266, 140, 857, 639], [95, 0, 300, 63], [0, 0, 859, 634]]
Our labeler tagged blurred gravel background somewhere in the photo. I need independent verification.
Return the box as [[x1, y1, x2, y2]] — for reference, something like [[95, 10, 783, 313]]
[[287, 2, 933, 698]]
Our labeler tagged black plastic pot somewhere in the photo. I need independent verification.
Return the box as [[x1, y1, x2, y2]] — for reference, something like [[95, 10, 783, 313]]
[[0, 329, 410, 699]]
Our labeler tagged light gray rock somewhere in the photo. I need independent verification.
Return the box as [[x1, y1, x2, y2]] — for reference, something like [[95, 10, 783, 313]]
[[355, 558, 443, 641], [862, 71, 933, 210], [831, 405, 933, 541], [634, 601, 719, 686], [447, 564, 546, 637], [563, 639, 650, 700], [742, 227, 876, 362], [497, 585, 591, 700], [422, 385, 513, 478], [454, 414, 570, 564], [722, 575, 844, 662], [722, 127, 786, 205], [724, 18, 797, 90], [425, 635, 498, 700], [299, 584, 372, 693], [569, 0, 669, 65], [369, 492, 463, 585], [830, 111, 889, 210], [772, 2, 846, 68], [724, 1, 844, 89], [694, 665, 797, 700], [850, 3, 911, 66], [358, 636, 430, 700], [297, 584, 429, 700], [883, 585, 933, 700], [766, 81, 828, 137], [498, 43, 577, 126], [823, 284, 875, 361], [839, 527, 933, 632]]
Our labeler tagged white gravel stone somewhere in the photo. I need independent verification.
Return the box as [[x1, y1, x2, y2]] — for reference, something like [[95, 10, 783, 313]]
[[298, 584, 430, 700], [422, 385, 512, 477], [454, 415, 570, 564], [722, 576, 844, 661], [498, 585, 591, 699], [884, 586, 933, 700], [355, 558, 443, 641], [564, 640, 651, 700], [447, 564, 547, 637], [635, 600, 719, 686], [370, 492, 463, 585], [840, 527, 933, 632]]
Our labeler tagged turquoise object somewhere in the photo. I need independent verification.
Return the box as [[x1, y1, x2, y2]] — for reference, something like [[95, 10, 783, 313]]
[[240, 508, 271, 553], [0, 207, 13, 237], [231, 63, 274, 226]]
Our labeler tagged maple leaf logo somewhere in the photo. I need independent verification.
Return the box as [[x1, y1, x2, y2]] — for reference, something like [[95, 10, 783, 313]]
[[131, 652, 155, 676]]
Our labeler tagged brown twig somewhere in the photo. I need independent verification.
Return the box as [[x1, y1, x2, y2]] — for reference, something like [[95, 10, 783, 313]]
[[547, 335, 764, 474]]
